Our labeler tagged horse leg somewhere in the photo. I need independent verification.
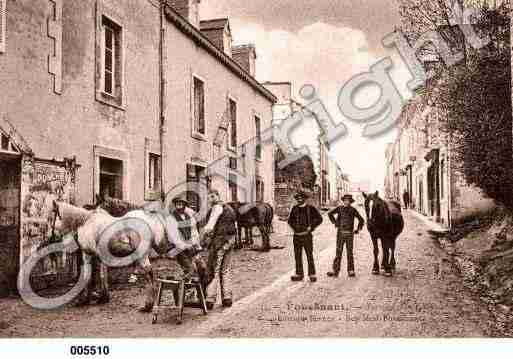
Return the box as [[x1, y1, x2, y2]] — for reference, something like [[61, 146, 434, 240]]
[[235, 225, 243, 250], [260, 225, 270, 252], [95, 259, 110, 304], [140, 265, 156, 312], [390, 238, 397, 272], [380, 239, 387, 271], [371, 236, 380, 275], [247, 227, 253, 246], [76, 252, 93, 306], [382, 239, 392, 276]]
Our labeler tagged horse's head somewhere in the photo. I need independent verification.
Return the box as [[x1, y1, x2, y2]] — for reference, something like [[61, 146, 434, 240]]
[[363, 191, 386, 224]]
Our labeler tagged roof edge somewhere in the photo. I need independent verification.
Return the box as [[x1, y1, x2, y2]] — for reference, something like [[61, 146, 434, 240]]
[[164, 7, 276, 103]]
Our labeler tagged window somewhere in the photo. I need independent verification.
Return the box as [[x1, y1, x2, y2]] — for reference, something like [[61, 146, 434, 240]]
[[0, 0, 6, 53], [99, 157, 123, 200], [186, 164, 208, 211], [228, 99, 237, 149], [99, 15, 123, 106], [440, 159, 445, 199], [229, 157, 237, 171], [193, 77, 206, 136], [1, 133, 9, 150], [229, 173, 238, 202], [147, 153, 161, 193], [256, 177, 264, 202], [255, 116, 262, 160]]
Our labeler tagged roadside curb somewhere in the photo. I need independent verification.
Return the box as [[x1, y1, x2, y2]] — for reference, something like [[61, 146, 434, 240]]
[[407, 209, 449, 233]]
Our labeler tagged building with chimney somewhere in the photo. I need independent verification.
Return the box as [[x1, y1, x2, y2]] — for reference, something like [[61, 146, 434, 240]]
[[0, 0, 276, 295]]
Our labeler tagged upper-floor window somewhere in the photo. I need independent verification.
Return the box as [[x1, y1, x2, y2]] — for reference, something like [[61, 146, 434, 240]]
[[103, 17, 120, 96], [0, 0, 6, 53], [255, 116, 262, 160], [228, 99, 237, 150], [256, 177, 264, 202], [193, 76, 206, 136], [100, 16, 122, 105], [147, 153, 161, 193]]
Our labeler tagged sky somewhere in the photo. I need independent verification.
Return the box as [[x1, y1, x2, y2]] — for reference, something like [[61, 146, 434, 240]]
[[200, 0, 415, 192]]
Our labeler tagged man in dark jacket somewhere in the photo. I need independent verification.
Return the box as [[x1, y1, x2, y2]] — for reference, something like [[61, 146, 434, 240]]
[[203, 189, 238, 309], [170, 194, 205, 282], [403, 190, 410, 209], [287, 191, 323, 282], [327, 194, 365, 278]]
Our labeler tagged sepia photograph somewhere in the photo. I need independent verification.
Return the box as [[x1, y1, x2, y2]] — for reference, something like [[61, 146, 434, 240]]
[[0, 0, 513, 355]]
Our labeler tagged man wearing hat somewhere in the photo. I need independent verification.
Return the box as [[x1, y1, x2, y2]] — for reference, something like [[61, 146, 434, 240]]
[[327, 194, 365, 278], [169, 194, 205, 281], [287, 190, 323, 282], [140, 194, 205, 312], [203, 189, 238, 309]]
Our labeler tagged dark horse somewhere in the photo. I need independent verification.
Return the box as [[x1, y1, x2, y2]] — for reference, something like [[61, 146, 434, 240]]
[[227, 202, 274, 251], [363, 191, 404, 276]]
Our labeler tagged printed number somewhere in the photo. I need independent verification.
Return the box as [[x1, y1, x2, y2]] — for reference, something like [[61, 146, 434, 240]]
[[70, 345, 110, 356]]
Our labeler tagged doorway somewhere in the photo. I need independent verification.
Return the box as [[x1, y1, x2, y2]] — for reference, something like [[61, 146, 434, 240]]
[[0, 153, 21, 297]]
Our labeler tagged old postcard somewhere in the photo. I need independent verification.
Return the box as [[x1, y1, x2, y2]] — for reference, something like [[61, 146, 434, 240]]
[[1, 0, 513, 353]]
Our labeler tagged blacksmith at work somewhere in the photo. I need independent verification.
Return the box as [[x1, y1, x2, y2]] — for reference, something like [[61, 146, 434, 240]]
[[287, 190, 323, 282], [327, 194, 365, 278], [170, 194, 206, 283], [203, 189, 237, 309], [140, 194, 205, 312]]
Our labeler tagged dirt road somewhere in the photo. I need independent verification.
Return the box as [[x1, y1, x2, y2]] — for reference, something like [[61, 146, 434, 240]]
[[0, 210, 504, 337]]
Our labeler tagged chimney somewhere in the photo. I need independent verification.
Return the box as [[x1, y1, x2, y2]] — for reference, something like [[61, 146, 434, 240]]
[[200, 18, 232, 57], [232, 44, 257, 77], [168, 0, 201, 28]]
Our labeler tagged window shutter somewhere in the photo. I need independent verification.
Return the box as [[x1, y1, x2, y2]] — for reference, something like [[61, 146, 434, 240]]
[[0, 0, 6, 53]]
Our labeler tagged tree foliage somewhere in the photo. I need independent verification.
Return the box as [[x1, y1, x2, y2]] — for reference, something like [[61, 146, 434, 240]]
[[433, 7, 513, 207], [275, 148, 317, 190]]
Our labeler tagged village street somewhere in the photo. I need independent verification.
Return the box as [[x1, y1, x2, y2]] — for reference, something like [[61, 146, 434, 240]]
[[0, 209, 503, 338]]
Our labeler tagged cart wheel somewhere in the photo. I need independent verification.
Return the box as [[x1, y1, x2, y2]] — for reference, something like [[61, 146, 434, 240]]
[[152, 314, 158, 324]]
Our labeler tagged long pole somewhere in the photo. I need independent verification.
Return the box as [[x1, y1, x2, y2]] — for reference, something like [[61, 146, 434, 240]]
[[159, 1, 167, 201]]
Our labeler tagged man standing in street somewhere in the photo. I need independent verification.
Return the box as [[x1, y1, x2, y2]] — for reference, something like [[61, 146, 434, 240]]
[[327, 194, 365, 278], [403, 190, 410, 209], [203, 189, 237, 310], [287, 190, 323, 282]]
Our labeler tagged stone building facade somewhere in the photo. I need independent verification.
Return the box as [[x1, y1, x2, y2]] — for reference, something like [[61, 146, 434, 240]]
[[385, 89, 496, 228], [0, 0, 275, 295]]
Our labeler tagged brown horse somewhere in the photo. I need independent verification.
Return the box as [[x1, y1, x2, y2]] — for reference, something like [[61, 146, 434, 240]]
[[227, 202, 274, 251], [363, 191, 404, 276]]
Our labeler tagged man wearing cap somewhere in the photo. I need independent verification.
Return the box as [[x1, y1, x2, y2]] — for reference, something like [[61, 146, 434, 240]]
[[170, 194, 204, 281], [203, 189, 238, 309], [139, 194, 205, 312], [287, 190, 323, 282], [327, 194, 365, 278]]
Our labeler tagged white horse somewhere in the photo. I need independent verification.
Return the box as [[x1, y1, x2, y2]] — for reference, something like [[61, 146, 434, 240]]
[[47, 200, 201, 309]]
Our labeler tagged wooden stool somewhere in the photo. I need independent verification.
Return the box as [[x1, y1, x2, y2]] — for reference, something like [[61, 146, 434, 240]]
[[151, 276, 208, 324]]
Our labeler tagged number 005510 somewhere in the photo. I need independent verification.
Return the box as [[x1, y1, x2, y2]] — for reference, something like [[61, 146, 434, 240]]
[[70, 345, 110, 356]]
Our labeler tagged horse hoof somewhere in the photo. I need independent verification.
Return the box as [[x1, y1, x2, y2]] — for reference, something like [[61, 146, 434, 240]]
[[384, 272, 393, 277], [74, 300, 90, 307], [372, 270, 380, 275], [138, 305, 153, 313], [96, 297, 110, 305]]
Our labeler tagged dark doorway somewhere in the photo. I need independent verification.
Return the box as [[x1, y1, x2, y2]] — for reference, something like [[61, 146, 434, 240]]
[[99, 157, 123, 200], [0, 153, 21, 297]]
